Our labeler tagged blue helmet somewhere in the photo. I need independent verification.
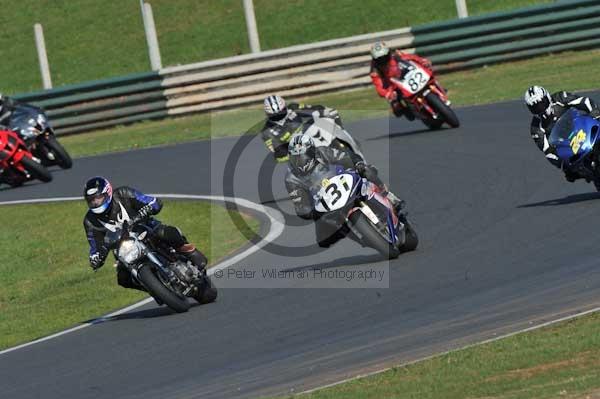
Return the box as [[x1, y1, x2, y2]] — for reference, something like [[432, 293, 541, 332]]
[[84, 176, 113, 214]]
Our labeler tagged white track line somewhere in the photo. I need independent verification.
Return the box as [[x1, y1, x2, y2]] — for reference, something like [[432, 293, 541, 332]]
[[0, 194, 284, 356], [300, 305, 600, 395]]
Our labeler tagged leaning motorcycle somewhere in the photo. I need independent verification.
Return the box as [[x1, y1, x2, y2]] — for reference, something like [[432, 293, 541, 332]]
[[548, 108, 600, 190], [0, 128, 52, 186], [312, 165, 418, 259], [104, 218, 217, 313], [390, 59, 460, 129], [252, 113, 365, 163], [9, 104, 73, 169]]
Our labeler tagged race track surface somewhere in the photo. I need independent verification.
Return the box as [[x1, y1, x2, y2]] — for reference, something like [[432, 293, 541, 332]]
[[1, 95, 600, 399]]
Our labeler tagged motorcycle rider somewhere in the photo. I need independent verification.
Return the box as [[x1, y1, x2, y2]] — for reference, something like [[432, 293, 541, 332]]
[[285, 134, 403, 248], [524, 86, 600, 181], [261, 94, 343, 162], [369, 41, 434, 119], [83, 176, 207, 290], [0, 93, 16, 125]]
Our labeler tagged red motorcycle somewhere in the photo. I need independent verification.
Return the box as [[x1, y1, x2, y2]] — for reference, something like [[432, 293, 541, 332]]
[[390, 60, 460, 129], [0, 128, 52, 187]]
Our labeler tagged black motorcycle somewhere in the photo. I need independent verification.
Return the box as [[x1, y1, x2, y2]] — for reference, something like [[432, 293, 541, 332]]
[[104, 218, 217, 313], [8, 104, 72, 169]]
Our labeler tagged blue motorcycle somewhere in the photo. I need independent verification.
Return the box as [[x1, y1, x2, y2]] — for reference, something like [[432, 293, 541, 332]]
[[312, 166, 418, 259], [549, 108, 600, 190]]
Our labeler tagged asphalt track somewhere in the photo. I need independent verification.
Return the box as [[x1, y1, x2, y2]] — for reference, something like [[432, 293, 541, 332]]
[[2, 95, 600, 399]]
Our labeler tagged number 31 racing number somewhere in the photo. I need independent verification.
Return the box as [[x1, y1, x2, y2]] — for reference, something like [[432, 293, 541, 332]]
[[315, 174, 354, 212]]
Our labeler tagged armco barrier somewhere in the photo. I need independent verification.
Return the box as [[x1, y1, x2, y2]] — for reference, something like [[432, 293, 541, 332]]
[[12, 0, 600, 135]]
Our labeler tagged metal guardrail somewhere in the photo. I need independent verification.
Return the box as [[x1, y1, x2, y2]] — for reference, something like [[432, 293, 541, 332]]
[[12, 0, 600, 135]]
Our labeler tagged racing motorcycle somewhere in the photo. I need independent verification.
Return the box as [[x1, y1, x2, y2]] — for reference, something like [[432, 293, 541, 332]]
[[104, 217, 217, 313], [390, 59, 460, 129], [548, 108, 600, 190], [0, 128, 52, 186], [8, 104, 72, 169], [302, 115, 365, 160], [312, 165, 418, 259], [252, 113, 364, 163]]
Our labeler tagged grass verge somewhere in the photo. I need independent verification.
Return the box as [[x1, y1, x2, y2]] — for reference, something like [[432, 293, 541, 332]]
[[276, 311, 600, 399], [2, 0, 549, 94], [0, 199, 260, 350], [60, 49, 600, 158]]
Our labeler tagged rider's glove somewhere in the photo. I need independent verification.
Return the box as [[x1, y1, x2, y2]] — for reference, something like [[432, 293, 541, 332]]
[[137, 203, 154, 219], [385, 91, 398, 102], [89, 253, 104, 270]]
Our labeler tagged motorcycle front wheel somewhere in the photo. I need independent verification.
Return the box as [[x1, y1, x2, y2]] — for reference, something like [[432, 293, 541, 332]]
[[20, 156, 52, 183], [44, 136, 73, 169], [425, 92, 460, 128], [348, 211, 400, 259], [138, 265, 190, 313]]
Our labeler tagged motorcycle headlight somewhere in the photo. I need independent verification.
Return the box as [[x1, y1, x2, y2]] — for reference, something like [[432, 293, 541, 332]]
[[118, 239, 143, 263]]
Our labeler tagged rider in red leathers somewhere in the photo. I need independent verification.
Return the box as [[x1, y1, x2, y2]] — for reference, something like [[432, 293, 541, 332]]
[[369, 41, 433, 119]]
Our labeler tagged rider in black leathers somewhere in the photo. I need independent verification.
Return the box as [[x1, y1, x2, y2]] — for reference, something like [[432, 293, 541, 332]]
[[0, 94, 16, 126], [284, 134, 403, 248], [524, 86, 600, 181], [261, 94, 343, 162], [83, 177, 207, 290]]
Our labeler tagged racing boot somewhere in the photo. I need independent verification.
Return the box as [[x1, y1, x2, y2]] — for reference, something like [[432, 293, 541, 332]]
[[563, 169, 580, 183], [385, 191, 406, 215], [178, 243, 208, 272]]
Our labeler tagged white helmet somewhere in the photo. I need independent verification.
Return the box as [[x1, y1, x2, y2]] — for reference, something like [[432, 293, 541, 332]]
[[288, 134, 317, 175], [524, 86, 552, 116], [370, 41, 390, 60], [264, 95, 287, 119]]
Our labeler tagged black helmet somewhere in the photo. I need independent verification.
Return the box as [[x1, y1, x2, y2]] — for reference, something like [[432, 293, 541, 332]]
[[288, 134, 317, 175], [524, 86, 552, 116], [84, 176, 113, 214]]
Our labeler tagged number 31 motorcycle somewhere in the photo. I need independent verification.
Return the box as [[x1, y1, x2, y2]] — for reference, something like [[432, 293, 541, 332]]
[[312, 166, 418, 259], [390, 59, 460, 129]]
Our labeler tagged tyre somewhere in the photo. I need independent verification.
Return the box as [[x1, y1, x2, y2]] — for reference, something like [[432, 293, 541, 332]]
[[194, 275, 218, 305], [348, 211, 400, 259], [399, 215, 419, 253], [421, 117, 443, 130], [425, 93, 460, 128], [45, 136, 73, 169], [137, 265, 190, 313], [20, 156, 52, 183]]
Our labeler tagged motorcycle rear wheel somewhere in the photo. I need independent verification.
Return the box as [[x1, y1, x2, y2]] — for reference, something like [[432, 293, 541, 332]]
[[399, 214, 419, 253], [138, 265, 190, 313], [20, 156, 52, 183], [348, 211, 400, 259], [426, 93, 460, 128]]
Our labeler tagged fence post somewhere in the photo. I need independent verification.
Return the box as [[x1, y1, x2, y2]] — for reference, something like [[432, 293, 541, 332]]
[[455, 0, 469, 18], [243, 0, 261, 53], [34, 23, 53, 89], [140, 1, 162, 70]]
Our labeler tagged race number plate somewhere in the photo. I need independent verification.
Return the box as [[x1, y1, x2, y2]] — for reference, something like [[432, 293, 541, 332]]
[[397, 64, 430, 94], [315, 174, 354, 212]]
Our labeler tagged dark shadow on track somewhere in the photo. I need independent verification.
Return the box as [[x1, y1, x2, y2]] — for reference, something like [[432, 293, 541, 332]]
[[366, 126, 453, 142], [282, 254, 383, 273], [518, 192, 600, 208]]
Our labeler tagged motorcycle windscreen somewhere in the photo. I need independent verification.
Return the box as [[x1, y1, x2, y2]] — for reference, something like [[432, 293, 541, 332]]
[[549, 109, 597, 162]]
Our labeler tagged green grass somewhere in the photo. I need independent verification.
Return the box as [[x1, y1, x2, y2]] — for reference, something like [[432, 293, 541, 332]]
[[0, 200, 259, 350], [1, 0, 550, 94], [275, 311, 600, 399], [60, 48, 600, 158]]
